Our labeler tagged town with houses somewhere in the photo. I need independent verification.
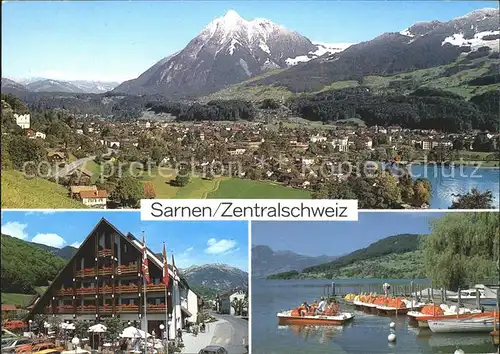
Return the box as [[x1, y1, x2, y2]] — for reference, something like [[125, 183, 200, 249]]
[[8, 108, 499, 209]]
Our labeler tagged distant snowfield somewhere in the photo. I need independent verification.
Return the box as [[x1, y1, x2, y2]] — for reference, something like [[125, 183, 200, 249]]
[[442, 30, 500, 51], [285, 42, 354, 66]]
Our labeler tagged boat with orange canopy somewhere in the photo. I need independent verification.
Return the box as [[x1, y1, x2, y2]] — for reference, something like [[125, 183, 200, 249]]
[[277, 302, 354, 326]]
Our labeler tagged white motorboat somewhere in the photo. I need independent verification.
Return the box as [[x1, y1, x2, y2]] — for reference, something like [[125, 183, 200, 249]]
[[427, 312, 499, 333]]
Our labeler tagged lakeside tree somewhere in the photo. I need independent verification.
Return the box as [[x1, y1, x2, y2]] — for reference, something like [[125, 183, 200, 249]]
[[449, 188, 495, 209], [111, 176, 145, 208], [423, 212, 499, 291]]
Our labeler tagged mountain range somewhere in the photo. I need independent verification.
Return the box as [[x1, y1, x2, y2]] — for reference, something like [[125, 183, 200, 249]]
[[112, 10, 353, 97], [114, 8, 499, 97], [266, 234, 426, 280], [251, 245, 338, 278], [1, 7, 498, 121], [1, 77, 120, 94], [180, 263, 248, 291]]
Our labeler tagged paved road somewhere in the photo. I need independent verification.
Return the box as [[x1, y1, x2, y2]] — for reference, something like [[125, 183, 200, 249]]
[[51, 149, 115, 179], [52, 155, 95, 179], [210, 314, 248, 354]]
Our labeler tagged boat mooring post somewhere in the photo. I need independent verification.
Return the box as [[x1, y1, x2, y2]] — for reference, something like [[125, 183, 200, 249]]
[[457, 288, 461, 312], [410, 281, 414, 310], [331, 282, 336, 297], [427, 288, 431, 302]]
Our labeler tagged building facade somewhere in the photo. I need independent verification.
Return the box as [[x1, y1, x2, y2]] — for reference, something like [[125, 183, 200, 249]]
[[27, 218, 200, 340], [14, 114, 30, 129]]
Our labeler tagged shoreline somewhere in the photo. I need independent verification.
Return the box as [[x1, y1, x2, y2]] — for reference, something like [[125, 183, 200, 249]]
[[408, 162, 500, 170]]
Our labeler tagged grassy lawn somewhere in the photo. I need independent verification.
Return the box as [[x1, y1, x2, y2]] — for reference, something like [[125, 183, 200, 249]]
[[83, 159, 102, 183], [1, 293, 34, 307], [141, 168, 311, 199], [208, 178, 312, 199], [1, 170, 85, 209]]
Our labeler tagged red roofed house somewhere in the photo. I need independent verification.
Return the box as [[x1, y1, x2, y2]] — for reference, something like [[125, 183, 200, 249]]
[[79, 190, 108, 209]]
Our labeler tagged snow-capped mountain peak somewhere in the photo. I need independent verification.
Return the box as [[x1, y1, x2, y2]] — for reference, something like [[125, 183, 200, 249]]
[[113, 10, 317, 97]]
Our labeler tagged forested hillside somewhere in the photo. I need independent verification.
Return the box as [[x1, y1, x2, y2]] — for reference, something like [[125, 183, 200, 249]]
[[268, 234, 425, 279], [1, 234, 67, 293]]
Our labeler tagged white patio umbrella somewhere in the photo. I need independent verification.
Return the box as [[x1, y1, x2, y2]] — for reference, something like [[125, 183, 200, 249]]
[[120, 326, 151, 339], [60, 322, 76, 330], [87, 324, 107, 333]]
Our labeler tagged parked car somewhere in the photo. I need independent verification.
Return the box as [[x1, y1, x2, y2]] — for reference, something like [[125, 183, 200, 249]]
[[198, 345, 228, 354], [1, 338, 31, 353]]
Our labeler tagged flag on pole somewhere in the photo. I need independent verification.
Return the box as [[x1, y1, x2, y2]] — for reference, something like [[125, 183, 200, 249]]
[[162, 242, 170, 287], [142, 233, 150, 284], [172, 253, 178, 281]]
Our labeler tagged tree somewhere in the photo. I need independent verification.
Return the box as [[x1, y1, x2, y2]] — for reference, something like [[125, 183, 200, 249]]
[[171, 170, 190, 187], [111, 176, 145, 208], [413, 181, 431, 206], [449, 188, 495, 209], [144, 181, 156, 199], [33, 314, 48, 335], [423, 213, 499, 291], [73, 319, 90, 339], [103, 317, 123, 342], [230, 298, 246, 316]]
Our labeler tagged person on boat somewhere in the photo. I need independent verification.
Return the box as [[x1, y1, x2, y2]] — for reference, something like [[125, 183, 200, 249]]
[[310, 300, 319, 312], [299, 302, 310, 316], [383, 282, 391, 296], [316, 297, 327, 314]]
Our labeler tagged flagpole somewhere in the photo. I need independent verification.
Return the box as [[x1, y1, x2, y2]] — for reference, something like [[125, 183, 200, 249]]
[[143, 271, 148, 354], [142, 232, 148, 354], [163, 242, 169, 354], [172, 252, 177, 342]]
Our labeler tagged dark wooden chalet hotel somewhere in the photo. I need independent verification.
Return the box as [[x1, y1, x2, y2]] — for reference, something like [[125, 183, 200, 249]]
[[27, 218, 201, 338]]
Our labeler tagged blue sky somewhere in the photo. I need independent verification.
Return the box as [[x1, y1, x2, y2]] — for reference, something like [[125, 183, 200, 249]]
[[1, 211, 249, 271], [2, 1, 496, 81], [252, 212, 444, 257]]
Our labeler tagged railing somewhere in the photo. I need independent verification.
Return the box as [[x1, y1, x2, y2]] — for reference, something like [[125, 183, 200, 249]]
[[98, 249, 112, 257], [56, 305, 74, 314], [119, 304, 139, 312], [75, 264, 137, 277], [98, 267, 113, 276], [117, 284, 139, 293], [52, 304, 167, 314], [76, 287, 97, 295], [116, 264, 137, 275], [77, 305, 97, 313], [75, 268, 97, 277], [147, 304, 167, 313], [147, 283, 167, 292], [55, 288, 74, 296]]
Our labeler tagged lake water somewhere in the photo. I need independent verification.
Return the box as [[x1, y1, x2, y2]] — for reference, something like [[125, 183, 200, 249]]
[[252, 279, 498, 354], [409, 165, 499, 209]]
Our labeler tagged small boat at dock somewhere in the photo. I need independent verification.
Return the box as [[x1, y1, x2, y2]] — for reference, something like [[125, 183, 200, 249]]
[[410, 304, 482, 328], [426, 312, 499, 333], [277, 310, 355, 326]]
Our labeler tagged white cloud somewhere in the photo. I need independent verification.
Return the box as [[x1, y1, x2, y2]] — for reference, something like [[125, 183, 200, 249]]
[[174, 247, 195, 268], [1, 222, 28, 240], [24, 211, 57, 216], [205, 238, 237, 255], [32, 233, 66, 248], [70, 241, 82, 248]]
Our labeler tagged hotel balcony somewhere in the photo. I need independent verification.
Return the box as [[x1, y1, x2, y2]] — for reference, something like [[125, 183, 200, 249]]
[[74, 264, 137, 278], [98, 248, 112, 257], [50, 303, 167, 315]]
